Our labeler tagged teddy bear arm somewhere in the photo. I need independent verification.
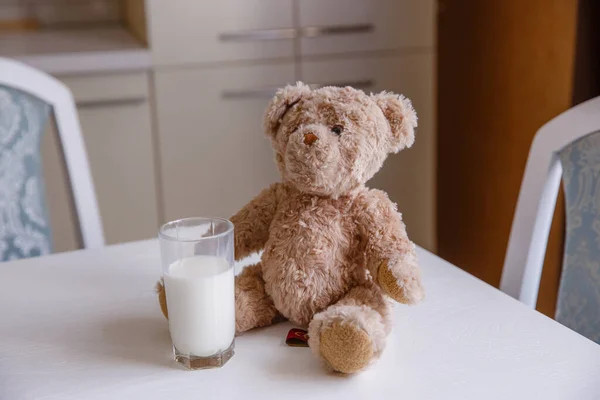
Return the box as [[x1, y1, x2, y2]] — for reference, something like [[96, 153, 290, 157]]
[[356, 190, 424, 304], [230, 183, 281, 261]]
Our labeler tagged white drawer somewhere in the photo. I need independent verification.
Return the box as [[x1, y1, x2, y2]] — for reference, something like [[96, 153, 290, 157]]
[[298, 0, 435, 56], [58, 72, 149, 105], [301, 53, 436, 249], [148, 0, 295, 66]]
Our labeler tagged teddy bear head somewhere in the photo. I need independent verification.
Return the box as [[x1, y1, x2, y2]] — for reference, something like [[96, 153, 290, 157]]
[[264, 82, 417, 197]]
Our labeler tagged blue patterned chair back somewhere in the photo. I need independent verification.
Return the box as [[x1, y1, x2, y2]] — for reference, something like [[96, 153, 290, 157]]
[[0, 85, 53, 261], [556, 130, 600, 343]]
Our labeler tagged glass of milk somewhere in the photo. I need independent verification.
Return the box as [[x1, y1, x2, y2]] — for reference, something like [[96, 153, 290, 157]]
[[159, 217, 235, 370]]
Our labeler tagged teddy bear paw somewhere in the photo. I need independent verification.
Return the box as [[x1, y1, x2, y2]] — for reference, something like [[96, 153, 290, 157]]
[[319, 322, 374, 374], [377, 261, 424, 305]]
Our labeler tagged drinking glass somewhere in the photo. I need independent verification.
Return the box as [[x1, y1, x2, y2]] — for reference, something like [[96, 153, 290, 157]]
[[159, 217, 235, 370]]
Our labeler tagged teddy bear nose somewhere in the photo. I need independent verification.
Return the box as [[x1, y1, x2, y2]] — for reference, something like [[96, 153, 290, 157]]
[[304, 132, 319, 146]]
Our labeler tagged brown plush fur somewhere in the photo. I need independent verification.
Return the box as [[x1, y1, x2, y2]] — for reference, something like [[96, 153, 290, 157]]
[[157, 83, 424, 373]]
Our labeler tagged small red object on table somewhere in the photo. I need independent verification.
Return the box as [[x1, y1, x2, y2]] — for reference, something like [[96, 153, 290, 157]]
[[286, 328, 309, 347]]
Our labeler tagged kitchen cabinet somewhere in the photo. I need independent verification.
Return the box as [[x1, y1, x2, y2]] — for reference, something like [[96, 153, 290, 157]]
[[298, 0, 435, 56], [301, 53, 436, 249], [18, 0, 436, 252], [42, 71, 159, 251], [146, 0, 437, 249], [6, 0, 436, 251], [148, 0, 295, 66], [154, 62, 295, 221]]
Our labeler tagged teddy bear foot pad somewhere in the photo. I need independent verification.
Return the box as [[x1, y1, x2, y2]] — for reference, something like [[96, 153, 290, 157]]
[[320, 322, 373, 374]]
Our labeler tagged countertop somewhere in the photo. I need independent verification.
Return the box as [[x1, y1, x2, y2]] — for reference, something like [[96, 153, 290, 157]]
[[0, 26, 150, 75]]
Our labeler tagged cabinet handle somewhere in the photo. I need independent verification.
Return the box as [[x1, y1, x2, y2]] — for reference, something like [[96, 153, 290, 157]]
[[307, 80, 374, 91], [222, 87, 280, 99], [76, 97, 147, 108], [218, 24, 373, 42], [219, 28, 297, 42], [222, 80, 374, 100], [301, 23, 374, 38]]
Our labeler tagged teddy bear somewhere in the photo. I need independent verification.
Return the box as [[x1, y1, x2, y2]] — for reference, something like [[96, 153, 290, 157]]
[[158, 82, 424, 373]]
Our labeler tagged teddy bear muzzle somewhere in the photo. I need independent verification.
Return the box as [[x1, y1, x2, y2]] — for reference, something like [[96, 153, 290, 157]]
[[304, 132, 319, 146]]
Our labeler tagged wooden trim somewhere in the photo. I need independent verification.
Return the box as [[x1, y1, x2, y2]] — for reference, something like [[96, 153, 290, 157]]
[[0, 18, 39, 32], [536, 190, 564, 317], [122, 0, 147, 46], [437, 0, 578, 313]]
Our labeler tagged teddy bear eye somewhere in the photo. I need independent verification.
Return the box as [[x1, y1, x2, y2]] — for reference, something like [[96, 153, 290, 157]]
[[331, 125, 344, 135]]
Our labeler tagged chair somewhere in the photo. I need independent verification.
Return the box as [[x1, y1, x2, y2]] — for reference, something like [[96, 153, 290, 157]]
[[501, 96, 600, 342], [0, 57, 104, 260]]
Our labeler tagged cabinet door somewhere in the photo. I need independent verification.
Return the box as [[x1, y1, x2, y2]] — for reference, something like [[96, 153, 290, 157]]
[[76, 101, 159, 244], [43, 72, 159, 248], [154, 63, 294, 222], [301, 54, 436, 250], [148, 0, 294, 66], [298, 0, 435, 56]]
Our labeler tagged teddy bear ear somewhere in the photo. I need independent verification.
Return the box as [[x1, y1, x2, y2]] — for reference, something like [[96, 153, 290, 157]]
[[371, 92, 418, 153], [264, 82, 311, 139]]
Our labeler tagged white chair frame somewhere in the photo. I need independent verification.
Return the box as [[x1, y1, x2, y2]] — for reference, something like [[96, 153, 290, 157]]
[[501, 96, 600, 308], [0, 57, 105, 249]]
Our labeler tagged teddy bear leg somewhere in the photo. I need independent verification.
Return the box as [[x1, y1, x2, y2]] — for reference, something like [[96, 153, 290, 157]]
[[235, 263, 281, 333], [308, 283, 391, 374]]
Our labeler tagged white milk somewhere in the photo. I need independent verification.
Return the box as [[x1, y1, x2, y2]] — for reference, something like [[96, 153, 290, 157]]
[[164, 256, 235, 357]]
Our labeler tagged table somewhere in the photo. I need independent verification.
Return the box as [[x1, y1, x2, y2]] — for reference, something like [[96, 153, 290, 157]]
[[1, 240, 599, 399]]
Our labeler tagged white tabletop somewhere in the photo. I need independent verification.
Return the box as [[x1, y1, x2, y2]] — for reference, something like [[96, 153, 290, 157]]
[[1, 240, 599, 400]]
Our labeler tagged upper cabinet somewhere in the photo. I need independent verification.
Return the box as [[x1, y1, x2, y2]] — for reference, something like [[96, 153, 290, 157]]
[[148, 0, 295, 66], [298, 0, 435, 56], [147, 0, 435, 65]]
